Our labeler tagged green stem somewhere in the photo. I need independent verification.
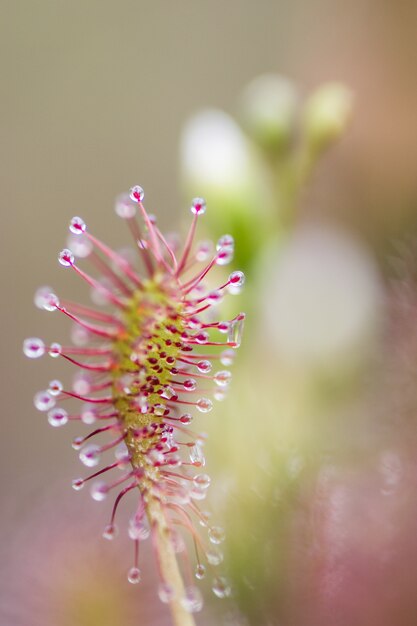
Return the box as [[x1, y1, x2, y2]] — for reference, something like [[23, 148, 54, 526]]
[[149, 498, 197, 626]]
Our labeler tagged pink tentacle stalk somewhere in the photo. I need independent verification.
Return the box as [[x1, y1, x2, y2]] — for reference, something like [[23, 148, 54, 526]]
[[24, 185, 244, 624]]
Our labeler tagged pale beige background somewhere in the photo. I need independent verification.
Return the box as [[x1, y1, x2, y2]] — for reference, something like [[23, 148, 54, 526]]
[[1, 0, 417, 548]]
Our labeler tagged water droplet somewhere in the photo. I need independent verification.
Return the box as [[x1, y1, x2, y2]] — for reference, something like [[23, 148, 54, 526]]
[[43, 291, 60, 311], [102, 523, 118, 540], [206, 547, 223, 566], [220, 349, 235, 366], [227, 315, 245, 348], [127, 566, 141, 584], [69, 216, 86, 234], [47, 407, 68, 427], [212, 576, 231, 598], [153, 403, 166, 416], [195, 240, 213, 262], [90, 480, 108, 501], [180, 413, 193, 424], [190, 486, 207, 501], [193, 473, 211, 489], [214, 370, 231, 387], [181, 586, 203, 613], [214, 389, 227, 401], [67, 233, 92, 258], [195, 331, 209, 344], [23, 338, 45, 359], [208, 526, 225, 544], [72, 478, 84, 491], [183, 378, 196, 391], [115, 443, 129, 463], [71, 436, 83, 451], [48, 343, 62, 358], [158, 582, 175, 603], [79, 444, 100, 467], [197, 360, 212, 373], [73, 374, 91, 396], [128, 518, 150, 541], [34, 286, 54, 310], [129, 185, 144, 203], [207, 290, 223, 305], [195, 564, 206, 580], [190, 443, 205, 466], [34, 391, 55, 412], [216, 234, 234, 251], [196, 398, 213, 413], [115, 192, 137, 218], [58, 248, 74, 267], [81, 405, 97, 425], [217, 321, 230, 334], [48, 379, 63, 396], [229, 270, 245, 287], [191, 197, 206, 215], [216, 247, 234, 266], [71, 324, 90, 346], [199, 511, 212, 528]]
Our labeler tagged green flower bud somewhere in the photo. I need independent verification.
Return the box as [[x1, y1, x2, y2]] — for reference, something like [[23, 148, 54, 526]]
[[240, 74, 298, 156], [303, 82, 353, 152]]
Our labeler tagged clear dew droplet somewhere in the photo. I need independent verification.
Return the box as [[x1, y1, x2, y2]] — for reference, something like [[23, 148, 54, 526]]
[[158, 582, 175, 603], [72, 436, 84, 451], [115, 192, 137, 219], [193, 473, 211, 489], [34, 286, 54, 310], [79, 444, 100, 467], [191, 197, 206, 215], [207, 290, 223, 305], [181, 586, 203, 613], [81, 406, 97, 424], [90, 480, 108, 501], [102, 523, 118, 540], [67, 233, 92, 258], [128, 518, 150, 541], [180, 413, 193, 425], [216, 247, 234, 266], [227, 315, 245, 348], [190, 487, 207, 501], [212, 576, 232, 598], [195, 564, 206, 580], [48, 379, 63, 396], [220, 349, 235, 367], [190, 443, 205, 467], [58, 248, 74, 267], [197, 360, 212, 373], [73, 374, 91, 396], [229, 270, 245, 287], [48, 342, 62, 358], [214, 370, 232, 387], [69, 216, 86, 235], [23, 338, 45, 359], [47, 407, 68, 427], [206, 547, 223, 566], [196, 398, 213, 413], [34, 391, 56, 412], [127, 567, 141, 584], [208, 526, 226, 545], [72, 478, 84, 491], [216, 234, 234, 251], [129, 185, 145, 203], [214, 389, 227, 402], [195, 240, 213, 262]]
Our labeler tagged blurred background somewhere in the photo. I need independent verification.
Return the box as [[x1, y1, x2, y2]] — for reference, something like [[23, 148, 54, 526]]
[[2, 1, 417, 625]]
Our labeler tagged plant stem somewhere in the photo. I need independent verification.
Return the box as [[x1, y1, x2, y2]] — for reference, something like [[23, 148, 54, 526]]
[[149, 498, 197, 626]]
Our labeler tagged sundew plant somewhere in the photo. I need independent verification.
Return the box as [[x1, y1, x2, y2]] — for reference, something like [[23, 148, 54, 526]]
[[24, 186, 245, 626]]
